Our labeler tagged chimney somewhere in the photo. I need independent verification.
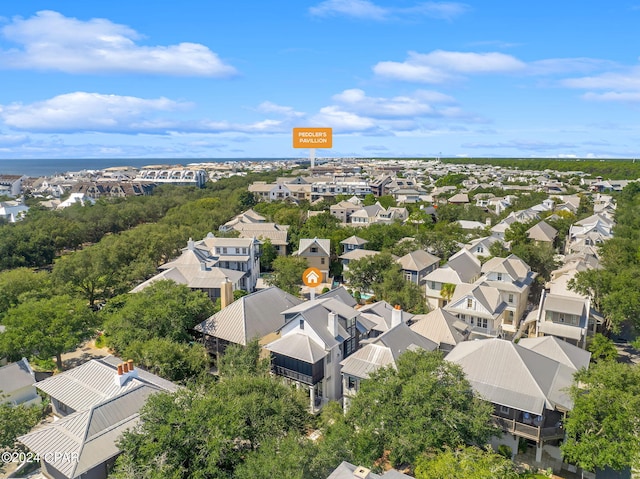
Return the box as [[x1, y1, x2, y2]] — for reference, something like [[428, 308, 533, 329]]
[[221, 277, 233, 309], [115, 360, 139, 387], [328, 312, 339, 338], [391, 304, 403, 328], [485, 217, 492, 226], [187, 238, 195, 250]]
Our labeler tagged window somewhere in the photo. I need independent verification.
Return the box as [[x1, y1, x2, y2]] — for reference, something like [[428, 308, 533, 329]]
[[299, 319, 304, 330], [477, 246, 484, 253], [497, 273, 503, 281], [404, 272, 413, 281], [479, 318, 488, 329], [348, 376, 357, 390], [470, 317, 475, 325], [321, 257, 326, 265], [467, 298, 473, 309], [310, 247, 318, 253], [222, 247, 228, 254], [430, 281, 437, 290], [500, 405, 510, 414]]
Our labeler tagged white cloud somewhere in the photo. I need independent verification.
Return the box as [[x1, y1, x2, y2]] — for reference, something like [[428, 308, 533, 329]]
[[374, 50, 525, 83], [0, 10, 237, 77], [563, 70, 640, 91], [331, 88, 454, 117], [309, 0, 468, 21], [310, 0, 388, 20], [255, 101, 305, 117], [1, 92, 190, 132], [582, 91, 640, 102]]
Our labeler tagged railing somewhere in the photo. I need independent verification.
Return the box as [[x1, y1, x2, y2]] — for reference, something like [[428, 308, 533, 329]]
[[491, 415, 565, 442], [272, 365, 313, 385]]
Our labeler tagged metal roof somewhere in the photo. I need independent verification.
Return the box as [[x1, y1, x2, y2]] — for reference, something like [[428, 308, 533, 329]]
[[19, 384, 159, 479], [396, 250, 440, 272], [543, 294, 587, 317], [537, 321, 584, 341], [266, 333, 327, 363], [317, 286, 358, 308], [518, 336, 590, 371], [194, 287, 303, 345], [445, 338, 577, 414], [410, 309, 468, 349], [0, 358, 34, 395], [340, 235, 368, 246]]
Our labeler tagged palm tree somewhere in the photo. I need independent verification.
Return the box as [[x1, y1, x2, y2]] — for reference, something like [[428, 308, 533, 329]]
[[440, 282, 456, 306]]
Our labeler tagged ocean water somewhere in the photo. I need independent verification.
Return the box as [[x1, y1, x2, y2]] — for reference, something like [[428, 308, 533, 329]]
[[0, 158, 289, 178]]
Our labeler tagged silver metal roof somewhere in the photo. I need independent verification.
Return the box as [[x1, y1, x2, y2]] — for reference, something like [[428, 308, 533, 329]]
[[410, 309, 468, 348], [266, 333, 327, 363], [518, 336, 590, 371], [396, 250, 440, 272], [446, 338, 577, 415], [194, 287, 303, 345], [0, 358, 34, 395]]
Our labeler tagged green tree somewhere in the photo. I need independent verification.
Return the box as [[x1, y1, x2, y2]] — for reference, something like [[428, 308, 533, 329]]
[[265, 256, 308, 295], [414, 446, 520, 479], [0, 267, 51, 318], [345, 252, 395, 293], [111, 376, 310, 479], [586, 333, 618, 363], [346, 349, 497, 467], [562, 361, 640, 472], [0, 402, 44, 461], [0, 295, 96, 370], [101, 280, 215, 353], [217, 339, 270, 379], [259, 238, 279, 271], [238, 190, 257, 209], [440, 283, 456, 304], [123, 338, 209, 383]]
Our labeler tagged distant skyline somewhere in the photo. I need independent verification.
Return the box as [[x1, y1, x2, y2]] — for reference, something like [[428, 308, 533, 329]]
[[0, 2, 640, 159]]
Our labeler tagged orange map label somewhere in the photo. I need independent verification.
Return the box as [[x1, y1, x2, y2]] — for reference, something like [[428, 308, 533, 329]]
[[293, 128, 332, 148]]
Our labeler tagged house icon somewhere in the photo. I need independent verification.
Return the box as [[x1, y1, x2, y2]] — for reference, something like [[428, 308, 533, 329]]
[[302, 267, 322, 286]]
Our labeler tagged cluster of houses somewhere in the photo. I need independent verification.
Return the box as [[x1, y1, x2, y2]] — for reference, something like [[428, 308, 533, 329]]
[[0, 160, 626, 479]]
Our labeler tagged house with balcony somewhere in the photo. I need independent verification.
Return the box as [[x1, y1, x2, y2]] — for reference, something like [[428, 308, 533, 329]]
[[294, 238, 331, 283], [201, 234, 262, 292], [194, 286, 303, 362], [446, 338, 589, 467], [341, 308, 437, 410], [444, 283, 507, 338], [475, 254, 537, 338], [534, 291, 598, 349], [424, 249, 481, 310], [264, 297, 360, 412]]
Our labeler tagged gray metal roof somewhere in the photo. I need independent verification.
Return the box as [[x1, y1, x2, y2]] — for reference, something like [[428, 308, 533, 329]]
[[537, 321, 584, 341], [341, 323, 437, 379], [396, 250, 440, 272], [542, 294, 587, 317], [410, 309, 468, 349], [35, 356, 177, 412], [317, 286, 358, 308], [194, 287, 303, 345], [340, 235, 368, 246], [266, 333, 327, 363], [518, 336, 590, 371], [445, 338, 577, 414], [357, 301, 414, 331], [297, 238, 331, 256], [0, 358, 34, 395], [339, 249, 380, 261], [326, 461, 412, 479], [19, 384, 159, 479]]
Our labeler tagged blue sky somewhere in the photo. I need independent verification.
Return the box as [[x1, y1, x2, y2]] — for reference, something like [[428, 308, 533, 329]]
[[0, 1, 640, 159]]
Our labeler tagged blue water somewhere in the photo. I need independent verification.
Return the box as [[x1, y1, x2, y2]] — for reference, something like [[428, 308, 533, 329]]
[[0, 158, 291, 177]]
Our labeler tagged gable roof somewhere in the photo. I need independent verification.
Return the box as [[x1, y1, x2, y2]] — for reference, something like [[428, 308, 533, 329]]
[[317, 285, 358, 307], [340, 235, 368, 246], [446, 338, 577, 414], [527, 220, 558, 242], [34, 357, 177, 412], [296, 238, 331, 256], [194, 287, 303, 345], [518, 336, 591, 371], [446, 283, 506, 319], [266, 332, 327, 363], [19, 384, 160, 479], [0, 358, 35, 395], [481, 254, 532, 282]]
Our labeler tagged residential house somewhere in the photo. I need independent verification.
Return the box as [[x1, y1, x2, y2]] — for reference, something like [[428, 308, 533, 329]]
[[424, 249, 481, 310], [0, 358, 40, 406], [218, 209, 266, 232], [330, 200, 361, 223], [194, 286, 303, 362], [130, 237, 247, 301], [476, 254, 537, 338], [0, 174, 27, 197], [327, 461, 412, 479], [339, 249, 380, 275], [446, 338, 589, 467], [527, 220, 558, 244], [200, 234, 262, 292], [340, 235, 368, 253], [349, 203, 407, 226], [341, 307, 437, 409], [18, 357, 177, 479], [232, 222, 289, 256], [410, 308, 470, 353], [534, 291, 598, 348], [444, 283, 507, 338], [566, 214, 614, 254], [464, 235, 502, 259], [294, 238, 331, 282], [0, 200, 29, 222], [396, 250, 440, 285], [448, 193, 470, 204], [356, 301, 415, 339], [265, 297, 361, 411]]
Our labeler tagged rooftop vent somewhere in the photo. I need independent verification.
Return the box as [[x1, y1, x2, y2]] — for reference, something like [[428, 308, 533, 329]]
[[353, 466, 371, 479]]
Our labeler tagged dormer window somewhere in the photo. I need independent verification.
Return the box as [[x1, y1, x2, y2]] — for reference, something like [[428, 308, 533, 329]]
[[497, 273, 503, 281], [467, 298, 473, 309], [310, 247, 318, 253]]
